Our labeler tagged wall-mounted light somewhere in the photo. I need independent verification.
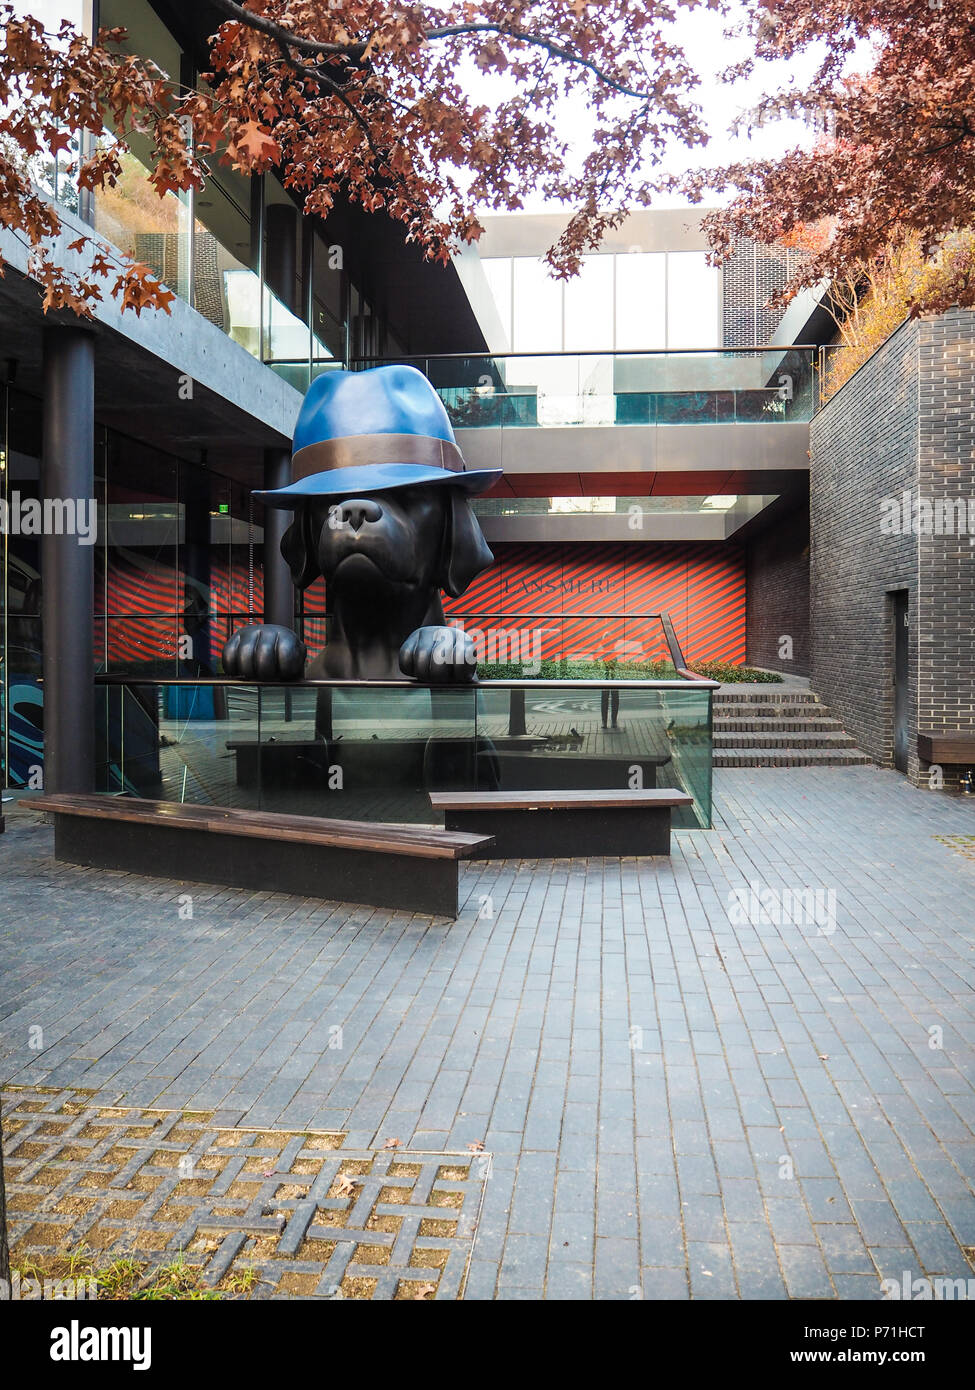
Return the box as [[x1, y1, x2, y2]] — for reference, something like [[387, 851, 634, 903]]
[[960, 769, 973, 795]]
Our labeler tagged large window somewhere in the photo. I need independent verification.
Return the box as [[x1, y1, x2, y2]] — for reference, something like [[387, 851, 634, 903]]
[[483, 249, 720, 352]]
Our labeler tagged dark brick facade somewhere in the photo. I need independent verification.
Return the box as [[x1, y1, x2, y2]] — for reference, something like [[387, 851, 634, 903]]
[[810, 310, 975, 788], [745, 500, 811, 675], [917, 314, 975, 783]]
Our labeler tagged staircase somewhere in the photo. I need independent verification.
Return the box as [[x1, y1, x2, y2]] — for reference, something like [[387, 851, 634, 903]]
[[712, 687, 871, 768]]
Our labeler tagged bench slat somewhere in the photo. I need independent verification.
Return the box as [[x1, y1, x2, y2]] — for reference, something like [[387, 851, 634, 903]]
[[30, 794, 491, 861], [430, 789, 693, 812]]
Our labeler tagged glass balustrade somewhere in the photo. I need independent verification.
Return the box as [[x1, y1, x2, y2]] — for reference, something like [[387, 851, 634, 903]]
[[357, 348, 817, 427], [94, 676, 714, 829]]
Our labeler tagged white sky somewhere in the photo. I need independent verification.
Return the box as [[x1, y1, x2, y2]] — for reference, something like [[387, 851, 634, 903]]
[[17, 0, 856, 214]]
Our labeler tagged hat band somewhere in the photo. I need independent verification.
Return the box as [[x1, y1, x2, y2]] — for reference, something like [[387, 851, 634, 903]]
[[291, 433, 465, 482]]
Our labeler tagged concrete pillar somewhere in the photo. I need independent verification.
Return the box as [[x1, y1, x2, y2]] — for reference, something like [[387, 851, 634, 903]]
[[41, 325, 95, 793], [262, 447, 293, 629]]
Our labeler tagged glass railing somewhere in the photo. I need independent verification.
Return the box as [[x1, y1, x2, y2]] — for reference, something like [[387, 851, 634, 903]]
[[94, 676, 714, 829], [352, 348, 817, 427], [296, 614, 702, 673]]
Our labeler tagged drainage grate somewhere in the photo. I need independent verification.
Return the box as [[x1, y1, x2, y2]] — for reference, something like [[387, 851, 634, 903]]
[[2, 1086, 489, 1300]]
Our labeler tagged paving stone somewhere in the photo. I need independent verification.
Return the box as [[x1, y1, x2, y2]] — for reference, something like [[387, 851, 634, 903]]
[[5, 766, 975, 1301]]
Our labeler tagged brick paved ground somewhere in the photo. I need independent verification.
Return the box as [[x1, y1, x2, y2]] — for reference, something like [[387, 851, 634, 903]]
[[2, 767, 975, 1299]]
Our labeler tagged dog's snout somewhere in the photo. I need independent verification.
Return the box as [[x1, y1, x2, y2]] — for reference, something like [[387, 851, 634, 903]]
[[338, 497, 383, 532]]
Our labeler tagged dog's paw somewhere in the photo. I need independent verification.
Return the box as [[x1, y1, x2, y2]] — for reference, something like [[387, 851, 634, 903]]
[[222, 624, 307, 681], [399, 625, 477, 684]]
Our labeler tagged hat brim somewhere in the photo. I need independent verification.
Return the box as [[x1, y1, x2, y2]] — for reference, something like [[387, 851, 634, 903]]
[[254, 461, 502, 508]]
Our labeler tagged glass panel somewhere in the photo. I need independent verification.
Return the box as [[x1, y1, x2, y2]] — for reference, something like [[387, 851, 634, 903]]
[[263, 283, 311, 392], [424, 350, 817, 428], [472, 681, 711, 826], [1, 388, 43, 788], [93, 678, 713, 828], [615, 253, 666, 350], [563, 256, 614, 351], [193, 173, 255, 339], [512, 258, 563, 352], [481, 257, 512, 346], [92, 141, 190, 302], [667, 252, 720, 349], [97, 433, 179, 676]]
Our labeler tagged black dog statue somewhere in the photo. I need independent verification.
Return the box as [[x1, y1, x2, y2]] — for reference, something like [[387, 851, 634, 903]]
[[223, 365, 501, 684]]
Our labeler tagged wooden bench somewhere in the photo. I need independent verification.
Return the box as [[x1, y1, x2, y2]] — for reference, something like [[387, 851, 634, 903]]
[[30, 794, 492, 918], [918, 732, 975, 765], [429, 788, 694, 859]]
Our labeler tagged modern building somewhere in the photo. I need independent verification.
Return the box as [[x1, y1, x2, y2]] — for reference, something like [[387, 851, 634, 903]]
[[2, 0, 972, 801]]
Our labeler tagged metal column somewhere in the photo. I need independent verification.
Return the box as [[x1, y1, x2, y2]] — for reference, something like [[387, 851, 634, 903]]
[[41, 325, 96, 793]]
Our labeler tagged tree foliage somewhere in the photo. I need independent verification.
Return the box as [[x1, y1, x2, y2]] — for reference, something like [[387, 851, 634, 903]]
[[0, 0, 716, 318], [689, 1, 975, 317]]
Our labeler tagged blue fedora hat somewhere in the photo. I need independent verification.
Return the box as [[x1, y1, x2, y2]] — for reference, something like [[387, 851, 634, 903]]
[[254, 364, 501, 508]]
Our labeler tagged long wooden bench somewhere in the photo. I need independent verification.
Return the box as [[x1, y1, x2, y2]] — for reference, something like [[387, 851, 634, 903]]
[[429, 788, 694, 859], [30, 794, 492, 918]]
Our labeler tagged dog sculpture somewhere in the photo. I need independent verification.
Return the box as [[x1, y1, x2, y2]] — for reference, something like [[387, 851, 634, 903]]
[[222, 365, 501, 684]]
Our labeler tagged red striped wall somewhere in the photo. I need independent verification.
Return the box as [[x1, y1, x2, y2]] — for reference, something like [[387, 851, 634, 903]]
[[442, 543, 746, 665], [97, 541, 746, 669]]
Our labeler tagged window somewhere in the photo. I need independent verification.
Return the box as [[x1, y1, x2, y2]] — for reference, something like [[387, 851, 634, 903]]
[[615, 253, 666, 351], [563, 255, 614, 351], [512, 257, 563, 352], [666, 252, 719, 349]]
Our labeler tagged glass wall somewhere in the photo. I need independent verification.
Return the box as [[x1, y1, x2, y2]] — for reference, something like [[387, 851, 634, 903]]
[[0, 389, 261, 789], [0, 388, 44, 790], [75, 0, 363, 390]]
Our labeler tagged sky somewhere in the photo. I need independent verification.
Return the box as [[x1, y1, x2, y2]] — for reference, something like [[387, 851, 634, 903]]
[[451, 2, 832, 213], [17, 0, 855, 215]]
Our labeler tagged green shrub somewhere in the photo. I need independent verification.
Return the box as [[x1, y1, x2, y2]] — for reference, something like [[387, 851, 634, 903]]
[[478, 658, 781, 683]]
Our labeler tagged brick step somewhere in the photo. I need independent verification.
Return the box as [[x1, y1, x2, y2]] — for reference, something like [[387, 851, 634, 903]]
[[713, 748, 872, 768], [713, 717, 839, 732], [713, 731, 858, 750], [715, 704, 834, 718], [713, 690, 820, 705]]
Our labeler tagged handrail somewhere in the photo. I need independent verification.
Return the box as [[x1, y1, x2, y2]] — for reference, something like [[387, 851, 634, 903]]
[[94, 675, 720, 690], [347, 346, 818, 362]]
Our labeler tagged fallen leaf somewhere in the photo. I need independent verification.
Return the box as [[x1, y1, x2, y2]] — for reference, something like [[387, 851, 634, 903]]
[[415, 1282, 437, 1299], [383, 1137, 402, 1149], [467, 1141, 485, 1152]]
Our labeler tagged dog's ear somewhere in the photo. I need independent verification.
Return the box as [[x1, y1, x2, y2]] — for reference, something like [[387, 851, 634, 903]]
[[280, 504, 319, 591], [438, 488, 494, 598]]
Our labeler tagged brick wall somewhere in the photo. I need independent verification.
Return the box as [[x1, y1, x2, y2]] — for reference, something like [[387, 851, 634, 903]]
[[745, 500, 811, 675], [917, 312, 975, 782], [809, 318, 919, 776]]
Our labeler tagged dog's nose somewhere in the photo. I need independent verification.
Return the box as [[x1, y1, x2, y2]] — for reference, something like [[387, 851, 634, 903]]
[[338, 498, 383, 532]]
